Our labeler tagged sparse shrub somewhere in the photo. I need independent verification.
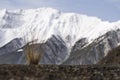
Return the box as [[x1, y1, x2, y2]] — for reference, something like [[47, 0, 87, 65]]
[[24, 43, 43, 65], [22, 31, 44, 65]]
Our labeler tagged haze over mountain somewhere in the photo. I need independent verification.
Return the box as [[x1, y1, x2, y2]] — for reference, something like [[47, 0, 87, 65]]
[[0, 8, 120, 64]]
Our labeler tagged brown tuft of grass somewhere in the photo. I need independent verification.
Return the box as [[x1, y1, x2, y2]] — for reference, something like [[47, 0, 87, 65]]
[[22, 31, 44, 65], [24, 43, 43, 65]]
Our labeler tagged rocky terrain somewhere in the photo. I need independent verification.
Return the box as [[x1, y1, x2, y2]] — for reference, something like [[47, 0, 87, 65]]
[[0, 64, 120, 80], [63, 29, 120, 65], [98, 45, 120, 65]]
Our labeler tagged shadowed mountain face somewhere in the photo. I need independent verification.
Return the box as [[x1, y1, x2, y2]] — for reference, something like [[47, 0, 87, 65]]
[[0, 38, 25, 64], [0, 35, 68, 64], [40, 35, 68, 64], [98, 45, 120, 65], [0, 29, 120, 65], [63, 29, 120, 65]]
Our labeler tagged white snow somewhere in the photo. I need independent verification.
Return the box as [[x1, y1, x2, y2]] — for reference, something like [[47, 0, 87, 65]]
[[0, 7, 120, 49]]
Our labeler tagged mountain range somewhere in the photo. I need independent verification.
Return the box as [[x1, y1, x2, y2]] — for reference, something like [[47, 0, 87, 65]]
[[0, 8, 120, 65]]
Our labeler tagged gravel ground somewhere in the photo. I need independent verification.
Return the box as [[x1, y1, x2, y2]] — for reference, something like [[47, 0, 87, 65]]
[[0, 64, 120, 80]]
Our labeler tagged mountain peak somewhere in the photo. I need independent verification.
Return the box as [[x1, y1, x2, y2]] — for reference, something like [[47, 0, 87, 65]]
[[0, 8, 120, 64], [0, 7, 120, 48]]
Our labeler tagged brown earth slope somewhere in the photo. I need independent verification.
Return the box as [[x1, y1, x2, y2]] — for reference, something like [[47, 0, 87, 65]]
[[0, 64, 120, 80], [98, 46, 120, 65]]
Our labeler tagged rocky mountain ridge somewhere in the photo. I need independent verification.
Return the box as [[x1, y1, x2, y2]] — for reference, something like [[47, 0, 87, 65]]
[[0, 8, 120, 64]]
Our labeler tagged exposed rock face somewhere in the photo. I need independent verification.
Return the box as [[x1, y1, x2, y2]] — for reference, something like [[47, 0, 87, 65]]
[[0, 38, 23, 55], [0, 35, 68, 64], [63, 29, 120, 65], [0, 38, 25, 64], [0, 29, 120, 65], [40, 35, 68, 64]]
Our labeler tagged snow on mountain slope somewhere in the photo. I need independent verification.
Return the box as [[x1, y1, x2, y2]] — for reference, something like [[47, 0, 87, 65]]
[[0, 8, 120, 64], [0, 8, 120, 48]]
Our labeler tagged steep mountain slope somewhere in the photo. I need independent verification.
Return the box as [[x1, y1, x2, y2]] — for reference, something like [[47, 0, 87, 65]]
[[98, 45, 120, 65], [0, 8, 120, 64], [63, 29, 120, 65]]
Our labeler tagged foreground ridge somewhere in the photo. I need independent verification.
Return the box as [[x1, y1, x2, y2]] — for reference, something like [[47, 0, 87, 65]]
[[0, 64, 120, 80]]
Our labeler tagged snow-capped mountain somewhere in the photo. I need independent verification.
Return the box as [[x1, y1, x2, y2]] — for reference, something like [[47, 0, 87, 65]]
[[0, 8, 120, 64]]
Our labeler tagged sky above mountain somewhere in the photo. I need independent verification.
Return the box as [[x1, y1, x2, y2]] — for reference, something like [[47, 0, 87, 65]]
[[0, 0, 120, 22]]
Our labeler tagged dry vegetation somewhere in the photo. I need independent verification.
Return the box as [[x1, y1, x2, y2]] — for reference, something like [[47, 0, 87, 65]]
[[23, 43, 43, 65], [22, 31, 43, 65]]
